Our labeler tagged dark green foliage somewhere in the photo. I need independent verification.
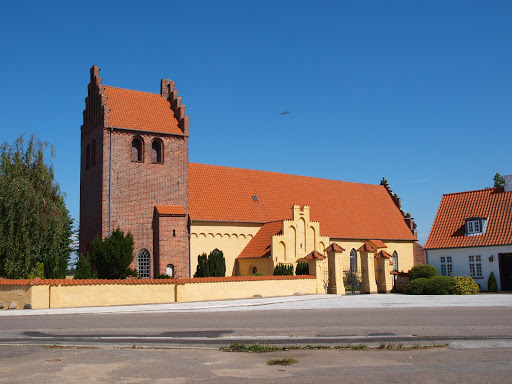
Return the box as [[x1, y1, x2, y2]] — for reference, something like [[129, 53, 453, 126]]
[[488, 272, 498, 292], [273, 263, 293, 276], [90, 228, 136, 279], [295, 261, 309, 275], [409, 264, 438, 280], [208, 249, 226, 277], [155, 274, 171, 279], [404, 278, 429, 295], [74, 254, 92, 279], [194, 249, 226, 277], [343, 270, 361, 291], [424, 276, 453, 295], [0, 135, 73, 279], [493, 173, 505, 188]]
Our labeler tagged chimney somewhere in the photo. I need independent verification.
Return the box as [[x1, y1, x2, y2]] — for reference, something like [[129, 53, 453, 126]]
[[505, 174, 512, 192]]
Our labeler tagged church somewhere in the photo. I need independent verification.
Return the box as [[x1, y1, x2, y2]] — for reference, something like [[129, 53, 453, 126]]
[[80, 66, 419, 289]]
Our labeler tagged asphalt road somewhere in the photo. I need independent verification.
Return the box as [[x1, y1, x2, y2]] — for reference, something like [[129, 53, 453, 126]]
[[1, 305, 511, 348]]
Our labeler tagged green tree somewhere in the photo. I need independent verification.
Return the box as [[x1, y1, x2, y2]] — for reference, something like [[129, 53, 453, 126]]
[[0, 135, 73, 279], [90, 228, 136, 279], [409, 264, 438, 280], [74, 253, 93, 279], [295, 261, 309, 275], [194, 249, 226, 277], [273, 263, 293, 276], [493, 173, 505, 188], [488, 272, 498, 292]]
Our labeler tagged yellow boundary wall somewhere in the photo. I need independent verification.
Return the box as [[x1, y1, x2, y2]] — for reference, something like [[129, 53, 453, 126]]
[[0, 276, 316, 309]]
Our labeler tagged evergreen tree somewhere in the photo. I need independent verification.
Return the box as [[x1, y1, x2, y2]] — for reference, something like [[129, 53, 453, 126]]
[[194, 249, 226, 277], [493, 173, 505, 188], [295, 261, 309, 275], [90, 228, 136, 279], [273, 263, 293, 276], [0, 135, 73, 279], [194, 253, 210, 277]]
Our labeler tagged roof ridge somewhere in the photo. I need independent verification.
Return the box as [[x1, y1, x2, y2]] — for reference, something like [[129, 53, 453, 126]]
[[443, 187, 503, 196], [104, 84, 159, 96], [189, 162, 381, 188]]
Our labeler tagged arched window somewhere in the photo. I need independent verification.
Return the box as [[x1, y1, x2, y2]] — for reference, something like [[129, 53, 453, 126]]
[[392, 251, 398, 272], [252, 266, 258, 275], [86, 143, 91, 169], [137, 249, 150, 278], [91, 140, 96, 166], [166, 264, 174, 278], [151, 139, 163, 163], [350, 248, 357, 272], [131, 137, 143, 162]]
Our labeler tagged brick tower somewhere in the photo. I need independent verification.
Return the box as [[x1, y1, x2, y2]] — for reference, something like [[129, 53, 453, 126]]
[[79, 66, 190, 278]]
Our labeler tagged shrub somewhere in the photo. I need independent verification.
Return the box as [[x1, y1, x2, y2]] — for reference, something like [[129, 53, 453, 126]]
[[74, 254, 92, 279], [424, 276, 453, 295], [488, 272, 498, 292], [273, 263, 293, 276], [295, 261, 309, 275], [90, 228, 136, 279], [155, 274, 170, 279], [451, 276, 480, 295], [409, 264, 438, 281], [194, 249, 226, 277], [343, 270, 361, 291], [404, 277, 429, 294]]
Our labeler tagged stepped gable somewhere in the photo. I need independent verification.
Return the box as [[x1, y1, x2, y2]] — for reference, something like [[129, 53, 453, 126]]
[[425, 187, 512, 249], [189, 163, 418, 241]]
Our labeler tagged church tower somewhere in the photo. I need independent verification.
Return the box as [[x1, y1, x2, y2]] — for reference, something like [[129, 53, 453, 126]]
[[80, 66, 190, 278]]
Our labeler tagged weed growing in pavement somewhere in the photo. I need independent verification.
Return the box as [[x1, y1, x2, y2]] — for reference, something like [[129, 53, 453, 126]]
[[220, 343, 279, 353], [335, 344, 368, 350], [378, 342, 386, 349], [267, 358, 297, 366]]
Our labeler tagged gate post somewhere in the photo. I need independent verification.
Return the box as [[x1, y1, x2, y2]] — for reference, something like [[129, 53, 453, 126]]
[[325, 243, 345, 295], [358, 243, 378, 294]]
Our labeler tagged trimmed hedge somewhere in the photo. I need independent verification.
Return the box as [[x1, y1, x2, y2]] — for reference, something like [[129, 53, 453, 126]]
[[409, 264, 438, 281], [451, 276, 480, 295], [404, 278, 429, 295], [424, 276, 453, 295]]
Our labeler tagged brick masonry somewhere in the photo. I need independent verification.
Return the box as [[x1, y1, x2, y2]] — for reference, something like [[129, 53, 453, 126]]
[[80, 66, 190, 278]]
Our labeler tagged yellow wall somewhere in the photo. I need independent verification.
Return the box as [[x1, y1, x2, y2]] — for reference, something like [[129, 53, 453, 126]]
[[0, 285, 33, 309], [330, 239, 414, 274], [271, 205, 330, 265], [175, 278, 316, 302], [237, 258, 274, 276], [191, 222, 261, 276]]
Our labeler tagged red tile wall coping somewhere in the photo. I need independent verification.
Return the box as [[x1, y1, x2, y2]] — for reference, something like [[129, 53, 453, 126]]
[[0, 275, 315, 286]]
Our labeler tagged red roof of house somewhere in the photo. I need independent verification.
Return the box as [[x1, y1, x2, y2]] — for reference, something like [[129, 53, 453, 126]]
[[369, 239, 387, 248], [237, 221, 283, 259], [324, 243, 346, 252], [189, 163, 416, 241], [103, 86, 183, 135], [425, 187, 512, 249], [357, 242, 377, 252], [155, 205, 187, 216], [305, 250, 326, 260]]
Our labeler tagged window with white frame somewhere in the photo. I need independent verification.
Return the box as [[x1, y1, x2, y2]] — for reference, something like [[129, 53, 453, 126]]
[[468, 255, 482, 277], [440, 256, 453, 276], [465, 218, 487, 235]]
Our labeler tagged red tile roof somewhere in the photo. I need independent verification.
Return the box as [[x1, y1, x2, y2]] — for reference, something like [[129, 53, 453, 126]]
[[369, 240, 387, 248], [357, 242, 377, 252], [103, 86, 183, 135], [304, 250, 326, 260], [324, 243, 346, 252], [375, 250, 392, 259], [425, 187, 512, 249], [237, 221, 283, 259], [189, 163, 417, 241], [155, 205, 187, 216]]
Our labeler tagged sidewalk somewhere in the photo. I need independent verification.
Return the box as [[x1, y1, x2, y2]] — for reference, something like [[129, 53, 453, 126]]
[[1, 293, 511, 316]]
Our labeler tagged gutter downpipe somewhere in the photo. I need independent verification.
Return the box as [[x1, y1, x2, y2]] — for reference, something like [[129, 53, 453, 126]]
[[108, 126, 113, 235]]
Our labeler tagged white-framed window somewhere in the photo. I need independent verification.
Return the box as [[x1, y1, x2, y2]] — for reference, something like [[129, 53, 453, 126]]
[[440, 256, 453, 276], [469, 255, 482, 277], [465, 218, 487, 235], [467, 220, 481, 234]]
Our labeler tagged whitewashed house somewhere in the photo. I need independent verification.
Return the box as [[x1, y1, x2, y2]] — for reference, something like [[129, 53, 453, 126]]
[[424, 175, 512, 291]]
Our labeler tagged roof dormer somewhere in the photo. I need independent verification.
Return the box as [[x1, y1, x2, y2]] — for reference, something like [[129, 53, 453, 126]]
[[465, 217, 488, 236]]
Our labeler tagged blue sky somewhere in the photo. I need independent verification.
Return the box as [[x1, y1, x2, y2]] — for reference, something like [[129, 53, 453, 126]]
[[0, 1, 510, 245]]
